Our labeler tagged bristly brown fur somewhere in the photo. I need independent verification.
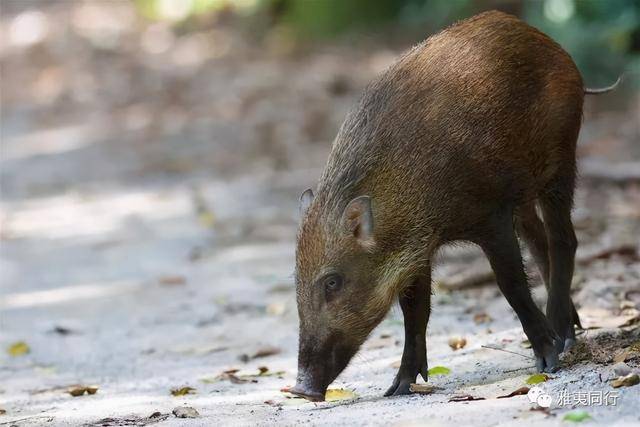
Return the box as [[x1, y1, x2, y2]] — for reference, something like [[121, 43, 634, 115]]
[[295, 11, 586, 381], [297, 10, 583, 314]]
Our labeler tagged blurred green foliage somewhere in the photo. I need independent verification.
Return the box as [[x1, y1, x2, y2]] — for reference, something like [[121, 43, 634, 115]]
[[134, 0, 639, 87]]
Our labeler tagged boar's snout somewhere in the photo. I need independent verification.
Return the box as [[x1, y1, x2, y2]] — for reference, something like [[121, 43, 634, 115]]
[[292, 333, 357, 402], [290, 368, 327, 402]]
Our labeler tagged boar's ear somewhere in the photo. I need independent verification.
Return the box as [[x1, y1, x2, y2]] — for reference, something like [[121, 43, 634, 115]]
[[342, 196, 375, 249], [299, 188, 314, 218]]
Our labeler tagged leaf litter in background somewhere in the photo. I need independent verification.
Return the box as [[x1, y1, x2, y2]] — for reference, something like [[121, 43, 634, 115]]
[[578, 307, 640, 329], [7, 341, 30, 356], [613, 341, 640, 362], [200, 366, 284, 384]]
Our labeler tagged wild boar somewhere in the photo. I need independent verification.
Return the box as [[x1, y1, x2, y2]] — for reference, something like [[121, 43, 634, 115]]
[[291, 10, 619, 401]]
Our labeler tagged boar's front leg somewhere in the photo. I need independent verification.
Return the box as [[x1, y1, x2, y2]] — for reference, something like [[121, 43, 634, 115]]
[[384, 273, 431, 396]]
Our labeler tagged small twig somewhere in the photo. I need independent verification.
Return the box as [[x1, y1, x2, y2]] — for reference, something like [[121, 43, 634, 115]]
[[503, 366, 533, 373], [481, 344, 534, 360], [0, 416, 50, 426]]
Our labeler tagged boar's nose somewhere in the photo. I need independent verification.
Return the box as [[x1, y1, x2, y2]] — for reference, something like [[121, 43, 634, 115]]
[[289, 369, 327, 402]]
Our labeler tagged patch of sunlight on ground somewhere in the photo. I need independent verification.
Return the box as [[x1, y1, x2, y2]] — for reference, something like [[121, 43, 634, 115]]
[[0, 279, 143, 309], [1, 189, 191, 240], [1, 124, 98, 161]]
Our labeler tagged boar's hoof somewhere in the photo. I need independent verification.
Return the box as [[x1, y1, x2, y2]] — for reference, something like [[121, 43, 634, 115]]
[[563, 338, 576, 352], [384, 379, 412, 397], [385, 362, 428, 397], [288, 386, 325, 402], [535, 344, 560, 373]]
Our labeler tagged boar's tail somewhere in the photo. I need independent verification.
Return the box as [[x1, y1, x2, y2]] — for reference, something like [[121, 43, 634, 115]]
[[584, 76, 622, 95]]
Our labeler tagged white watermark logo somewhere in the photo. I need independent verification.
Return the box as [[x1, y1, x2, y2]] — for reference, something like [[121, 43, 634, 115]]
[[527, 386, 619, 408]]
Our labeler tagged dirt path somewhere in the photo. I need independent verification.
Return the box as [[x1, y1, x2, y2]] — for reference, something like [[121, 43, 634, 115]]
[[1, 3, 639, 425]]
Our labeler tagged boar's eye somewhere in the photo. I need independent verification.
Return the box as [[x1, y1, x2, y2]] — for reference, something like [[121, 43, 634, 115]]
[[322, 273, 343, 300]]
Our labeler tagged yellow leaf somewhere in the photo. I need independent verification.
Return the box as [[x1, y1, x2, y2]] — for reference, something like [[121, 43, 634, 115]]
[[526, 373, 549, 385], [7, 341, 30, 357], [171, 386, 196, 396], [325, 388, 357, 402]]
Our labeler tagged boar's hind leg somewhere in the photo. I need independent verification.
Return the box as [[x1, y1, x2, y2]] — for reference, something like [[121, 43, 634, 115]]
[[539, 174, 580, 353], [384, 273, 431, 397], [477, 209, 560, 373], [515, 202, 550, 287], [515, 200, 581, 351]]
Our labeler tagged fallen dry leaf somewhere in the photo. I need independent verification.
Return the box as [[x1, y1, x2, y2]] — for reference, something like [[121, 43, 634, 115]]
[[158, 275, 186, 286], [448, 394, 485, 402], [266, 302, 286, 316], [497, 386, 530, 398], [577, 244, 638, 265], [7, 341, 30, 357], [200, 367, 275, 384], [448, 336, 467, 350], [68, 385, 98, 397], [409, 383, 442, 394], [613, 348, 636, 363], [280, 387, 357, 402], [172, 406, 199, 418], [579, 307, 640, 329], [611, 373, 639, 388], [170, 386, 196, 396], [473, 313, 492, 324], [239, 346, 281, 362]]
